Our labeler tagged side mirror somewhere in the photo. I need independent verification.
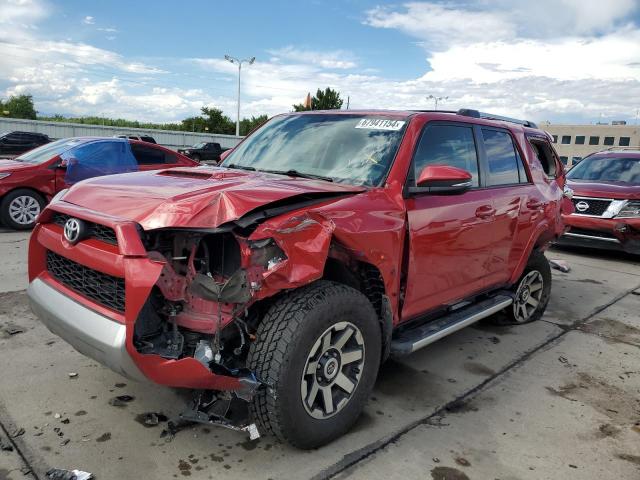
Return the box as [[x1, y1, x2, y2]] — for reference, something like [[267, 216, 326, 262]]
[[412, 165, 473, 194], [219, 149, 232, 162], [57, 158, 68, 169]]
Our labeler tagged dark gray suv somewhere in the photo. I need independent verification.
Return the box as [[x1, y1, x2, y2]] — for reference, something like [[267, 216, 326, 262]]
[[0, 131, 50, 157]]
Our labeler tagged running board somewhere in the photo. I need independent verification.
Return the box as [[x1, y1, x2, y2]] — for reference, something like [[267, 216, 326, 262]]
[[390, 295, 513, 355]]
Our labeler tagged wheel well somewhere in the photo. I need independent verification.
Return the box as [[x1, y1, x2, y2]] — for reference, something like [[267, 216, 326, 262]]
[[323, 257, 385, 317], [0, 187, 47, 204]]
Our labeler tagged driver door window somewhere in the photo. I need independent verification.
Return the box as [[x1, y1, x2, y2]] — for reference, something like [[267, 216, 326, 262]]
[[412, 124, 480, 187]]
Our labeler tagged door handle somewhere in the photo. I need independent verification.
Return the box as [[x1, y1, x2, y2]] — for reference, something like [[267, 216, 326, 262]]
[[526, 200, 543, 210], [475, 205, 496, 219]]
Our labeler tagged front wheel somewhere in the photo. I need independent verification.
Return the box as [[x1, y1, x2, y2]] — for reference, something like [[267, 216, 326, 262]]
[[248, 281, 381, 449], [498, 250, 552, 325], [0, 189, 45, 230]]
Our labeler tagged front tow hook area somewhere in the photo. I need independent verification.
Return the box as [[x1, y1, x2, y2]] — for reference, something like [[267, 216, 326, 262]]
[[163, 389, 261, 441]]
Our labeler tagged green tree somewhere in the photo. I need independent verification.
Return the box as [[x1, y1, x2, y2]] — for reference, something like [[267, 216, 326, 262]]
[[200, 106, 235, 135], [0, 94, 37, 119], [293, 87, 343, 112], [239, 114, 268, 136]]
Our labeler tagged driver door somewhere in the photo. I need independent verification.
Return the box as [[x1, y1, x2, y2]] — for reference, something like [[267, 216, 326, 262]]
[[402, 122, 498, 320]]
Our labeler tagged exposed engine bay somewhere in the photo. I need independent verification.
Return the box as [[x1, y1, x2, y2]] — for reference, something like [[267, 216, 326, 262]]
[[132, 228, 288, 395]]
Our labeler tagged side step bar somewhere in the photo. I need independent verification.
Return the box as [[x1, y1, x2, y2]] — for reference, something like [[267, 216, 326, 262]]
[[390, 295, 513, 355]]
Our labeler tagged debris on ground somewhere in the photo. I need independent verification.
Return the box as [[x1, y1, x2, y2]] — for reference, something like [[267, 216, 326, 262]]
[[46, 468, 94, 480], [108, 395, 135, 407], [54, 413, 61, 419], [558, 356, 568, 364], [68, 372, 78, 379], [135, 412, 168, 428], [549, 259, 570, 273], [1, 323, 25, 336], [0, 436, 14, 451], [10, 427, 25, 438]]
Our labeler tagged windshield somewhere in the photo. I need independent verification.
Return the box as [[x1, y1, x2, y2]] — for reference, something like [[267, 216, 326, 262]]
[[221, 114, 408, 186], [567, 156, 640, 184], [14, 138, 86, 164], [192, 142, 205, 149]]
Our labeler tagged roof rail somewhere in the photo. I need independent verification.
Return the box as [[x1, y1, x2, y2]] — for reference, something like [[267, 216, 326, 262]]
[[601, 146, 640, 152], [457, 109, 538, 129]]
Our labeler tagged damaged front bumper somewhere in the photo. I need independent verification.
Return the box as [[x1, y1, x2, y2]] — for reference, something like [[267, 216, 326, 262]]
[[28, 277, 146, 382]]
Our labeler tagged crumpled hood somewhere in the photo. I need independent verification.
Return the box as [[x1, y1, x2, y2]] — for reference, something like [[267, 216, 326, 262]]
[[61, 166, 365, 230], [567, 179, 640, 200]]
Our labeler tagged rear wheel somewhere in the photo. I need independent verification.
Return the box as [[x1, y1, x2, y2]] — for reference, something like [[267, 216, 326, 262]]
[[496, 250, 551, 325], [0, 189, 45, 230], [191, 154, 201, 162], [247, 281, 381, 449]]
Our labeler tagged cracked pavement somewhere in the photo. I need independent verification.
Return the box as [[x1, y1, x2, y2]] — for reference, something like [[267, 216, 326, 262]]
[[0, 228, 639, 479]]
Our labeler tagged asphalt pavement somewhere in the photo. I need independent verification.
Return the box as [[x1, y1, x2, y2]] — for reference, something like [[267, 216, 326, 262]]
[[0, 228, 639, 480]]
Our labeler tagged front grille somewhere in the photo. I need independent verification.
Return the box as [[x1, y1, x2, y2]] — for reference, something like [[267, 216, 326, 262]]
[[571, 198, 611, 216], [46, 250, 125, 312], [569, 227, 617, 240], [52, 213, 118, 245]]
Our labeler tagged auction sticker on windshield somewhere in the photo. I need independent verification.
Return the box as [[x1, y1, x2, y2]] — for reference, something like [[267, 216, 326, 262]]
[[355, 119, 405, 130]]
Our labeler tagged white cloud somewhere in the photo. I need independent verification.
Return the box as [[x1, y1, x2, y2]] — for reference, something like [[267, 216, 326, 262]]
[[267, 47, 357, 69], [1, 0, 639, 124], [364, 3, 515, 47], [82, 15, 95, 25], [0, 0, 48, 38]]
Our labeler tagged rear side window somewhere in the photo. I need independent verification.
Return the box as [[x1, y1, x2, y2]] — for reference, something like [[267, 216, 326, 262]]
[[482, 129, 524, 185], [412, 124, 479, 187], [131, 144, 167, 165], [529, 138, 558, 178]]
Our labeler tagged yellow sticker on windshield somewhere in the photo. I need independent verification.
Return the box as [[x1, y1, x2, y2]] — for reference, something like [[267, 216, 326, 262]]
[[355, 119, 405, 131]]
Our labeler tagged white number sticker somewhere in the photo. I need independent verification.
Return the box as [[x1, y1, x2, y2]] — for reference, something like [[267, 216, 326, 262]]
[[355, 119, 405, 131]]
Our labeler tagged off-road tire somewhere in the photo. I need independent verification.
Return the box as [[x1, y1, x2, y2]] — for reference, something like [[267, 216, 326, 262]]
[[247, 281, 381, 449], [0, 189, 45, 230], [493, 250, 552, 325]]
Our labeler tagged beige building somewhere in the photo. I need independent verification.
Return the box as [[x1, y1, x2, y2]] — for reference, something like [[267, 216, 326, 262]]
[[540, 122, 640, 167]]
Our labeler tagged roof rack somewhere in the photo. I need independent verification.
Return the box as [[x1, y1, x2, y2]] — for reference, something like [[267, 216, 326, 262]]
[[457, 109, 538, 129]]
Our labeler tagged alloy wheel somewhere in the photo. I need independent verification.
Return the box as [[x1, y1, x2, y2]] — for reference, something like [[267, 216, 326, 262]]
[[9, 195, 41, 226], [513, 270, 544, 323], [300, 321, 365, 419]]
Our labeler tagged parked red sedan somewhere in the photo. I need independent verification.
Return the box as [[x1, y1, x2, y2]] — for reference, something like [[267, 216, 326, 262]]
[[558, 149, 640, 255], [0, 137, 197, 229]]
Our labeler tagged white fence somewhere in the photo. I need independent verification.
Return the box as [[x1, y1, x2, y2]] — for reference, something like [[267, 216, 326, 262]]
[[0, 117, 243, 150]]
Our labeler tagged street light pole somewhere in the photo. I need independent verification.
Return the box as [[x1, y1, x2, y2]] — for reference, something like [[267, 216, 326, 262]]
[[426, 94, 448, 110], [225, 54, 255, 137]]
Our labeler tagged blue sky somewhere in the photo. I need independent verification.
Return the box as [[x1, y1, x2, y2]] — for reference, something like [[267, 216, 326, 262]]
[[1, 0, 640, 124]]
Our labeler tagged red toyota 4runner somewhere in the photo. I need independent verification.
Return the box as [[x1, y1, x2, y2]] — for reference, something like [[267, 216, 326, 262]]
[[28, 109, 568, 448]]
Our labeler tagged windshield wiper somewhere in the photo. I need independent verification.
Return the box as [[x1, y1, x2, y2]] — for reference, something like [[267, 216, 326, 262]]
[[260, 169, 334, 182], [225, 163, 256, 171]]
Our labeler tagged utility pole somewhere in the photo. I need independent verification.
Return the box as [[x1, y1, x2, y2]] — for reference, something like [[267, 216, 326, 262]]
[[225, 54, 256, 136], [426, 94, 448, 110]]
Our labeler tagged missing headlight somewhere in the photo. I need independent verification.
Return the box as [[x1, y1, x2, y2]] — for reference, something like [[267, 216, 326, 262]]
[[248, 238, 287, 269]]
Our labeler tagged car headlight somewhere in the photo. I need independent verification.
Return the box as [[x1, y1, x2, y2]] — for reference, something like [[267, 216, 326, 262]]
[[616, 200, 640, 218], [0, 173, 11, 180]]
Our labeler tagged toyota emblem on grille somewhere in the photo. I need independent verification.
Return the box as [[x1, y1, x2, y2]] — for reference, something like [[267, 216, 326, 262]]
[[575, 201, 589, 213], [63, 218, 86, 244]]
